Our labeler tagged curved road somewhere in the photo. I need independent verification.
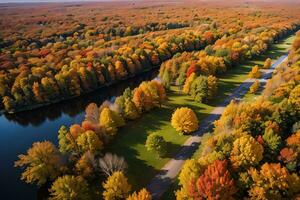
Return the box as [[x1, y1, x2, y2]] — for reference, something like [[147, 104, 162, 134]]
[[146, 55, 288, 199]]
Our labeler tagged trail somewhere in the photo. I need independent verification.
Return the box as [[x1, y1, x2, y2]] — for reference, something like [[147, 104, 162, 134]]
[[146, 54, 288, 199]]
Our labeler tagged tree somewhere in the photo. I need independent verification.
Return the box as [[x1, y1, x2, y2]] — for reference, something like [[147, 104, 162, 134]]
[[127, 188, 152, 200], [103, 171, 132, 200], [171, 107, 199, 134], [263, 58, 272, 69], [49, 175, 90, 200], [100, 107, 125, 136], [85, 103, 99, 124], [76, 130, 103, 154], [124, 99, 140, 120], [15, 141, 64, 186], [249, 80, 260, 94], [230, 135, 263, 169], [58, 125, 78, 154], [189, 160, 236, 200], [248, 163, 300, 199], [183, 73, 197, 94], [99, 153, 128, 176], [207, 75, 218, 99], [145, 133, 167, 157], [248, 65, 261, 79], [176, 159, 203, 199], [189, 75, 208, 103], [75, 151, 97, 178]]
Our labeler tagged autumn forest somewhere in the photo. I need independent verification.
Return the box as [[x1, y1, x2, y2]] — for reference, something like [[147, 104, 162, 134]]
[[0, 0, 300, 199]]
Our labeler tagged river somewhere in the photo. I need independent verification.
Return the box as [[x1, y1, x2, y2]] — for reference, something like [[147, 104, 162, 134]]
[[0, 69, 158, 200]]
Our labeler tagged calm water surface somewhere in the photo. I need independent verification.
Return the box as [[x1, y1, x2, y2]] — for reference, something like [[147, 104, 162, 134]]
[[0, 70, 157, 200]]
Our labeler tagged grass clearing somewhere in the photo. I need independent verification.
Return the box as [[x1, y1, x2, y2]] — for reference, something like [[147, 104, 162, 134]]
[[105, 34, 295, 192]]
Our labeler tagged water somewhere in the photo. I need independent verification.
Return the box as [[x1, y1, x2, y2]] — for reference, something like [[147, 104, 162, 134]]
[[0, 70, 158, 200]]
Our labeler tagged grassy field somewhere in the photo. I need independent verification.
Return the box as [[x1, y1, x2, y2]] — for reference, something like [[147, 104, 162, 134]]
[[105, 34, 295, 192]]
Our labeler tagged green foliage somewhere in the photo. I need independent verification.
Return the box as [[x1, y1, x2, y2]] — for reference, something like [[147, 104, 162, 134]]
[[145, 133, 167, 157]]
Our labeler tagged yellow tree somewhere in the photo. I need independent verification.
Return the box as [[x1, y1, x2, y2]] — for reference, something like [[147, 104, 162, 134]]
[[99, 107, 125, 136], [49, 175, 90, 200], [103, 171, 132, 200], [176, 159, 204, 199], [127, 188, 152, 200], [263, 58, 272, 69], [183, 73, 197, 94], [230, 134, 263, 169], [171, 107, 199, 134], [207, 75, 218, 99], [249, 80, 260, 94], [15, 141, 64, 186], [249, 65, 261, 78], [76, 130, 103, 154]]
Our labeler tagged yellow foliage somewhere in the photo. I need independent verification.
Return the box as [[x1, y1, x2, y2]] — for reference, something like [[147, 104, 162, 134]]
[[249, 65, 261, 78], [183, 73, 197, 94], [178, 159, 203, 191], [171, 107, 199, 134], [230, 134, 263, 168], [248, 163, 300, 199], [249, 80, 260, 94], [127, 188, 152, 200], [103, 171, 132, 200]]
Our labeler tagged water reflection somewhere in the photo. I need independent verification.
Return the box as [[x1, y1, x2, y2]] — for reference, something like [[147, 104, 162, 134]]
[[3, 70, 158, 127]]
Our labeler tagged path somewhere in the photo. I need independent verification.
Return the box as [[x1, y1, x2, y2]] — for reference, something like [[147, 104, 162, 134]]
[[146, 54, 288, 199]]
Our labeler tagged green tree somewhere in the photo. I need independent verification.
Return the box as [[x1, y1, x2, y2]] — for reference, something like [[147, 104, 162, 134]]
[[145, 133, 167, 157]]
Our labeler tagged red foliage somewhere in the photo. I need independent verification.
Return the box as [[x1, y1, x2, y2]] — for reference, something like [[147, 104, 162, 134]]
[[279, 148, 297, 163], [189, 160, 236, 200], [256, 135, 264, 145], [203, 31, 215, 44], [186, 63, 198, 78]]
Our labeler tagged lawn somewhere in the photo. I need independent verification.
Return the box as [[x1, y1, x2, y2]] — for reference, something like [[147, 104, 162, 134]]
[[105, 34, 295, 192]]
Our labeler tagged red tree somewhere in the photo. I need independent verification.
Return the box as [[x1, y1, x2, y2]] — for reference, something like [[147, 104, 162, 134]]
[[186, 63, 198, 78], [189, 160, 236, 200]]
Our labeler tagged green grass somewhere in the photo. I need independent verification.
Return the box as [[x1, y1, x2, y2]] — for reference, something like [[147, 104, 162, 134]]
[[105, 34, 295, 193]]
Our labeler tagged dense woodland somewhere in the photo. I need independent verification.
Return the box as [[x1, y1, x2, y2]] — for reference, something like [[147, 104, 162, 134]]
[[1, 1, 300, 113], [4, 0, 300, 199], [176, 31, 300, 200]]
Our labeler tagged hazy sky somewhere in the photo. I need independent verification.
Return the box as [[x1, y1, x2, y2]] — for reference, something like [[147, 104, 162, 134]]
[[0, 0, 112, 2]]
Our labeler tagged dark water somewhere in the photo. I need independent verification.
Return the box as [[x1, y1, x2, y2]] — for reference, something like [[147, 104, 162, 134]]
[[0, 70, 158, 200]]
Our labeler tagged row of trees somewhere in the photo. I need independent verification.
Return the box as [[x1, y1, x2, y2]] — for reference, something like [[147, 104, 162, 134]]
[[159, 26, 285, 88], [175, 32, 300, 199], [15, 79, 166, 199], [1, 26, 220, 113]]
